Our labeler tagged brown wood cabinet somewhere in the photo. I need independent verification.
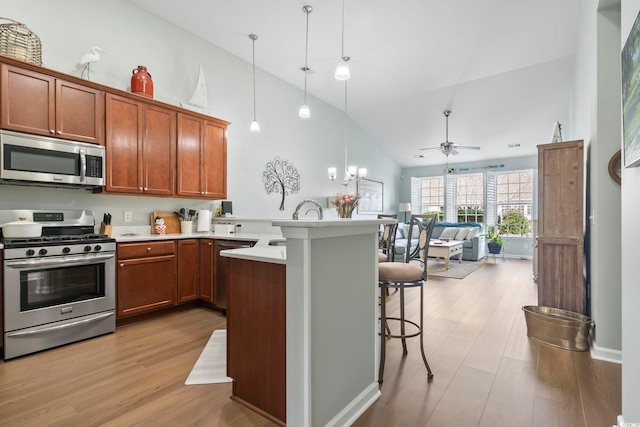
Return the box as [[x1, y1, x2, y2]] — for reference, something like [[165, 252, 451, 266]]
[[227, 257, 286, 426], [199, 239, 215, 303], [177, 239, 199, 303], [177, 113, 227, 199], [116, 241, 177, 318], [0, 63, 104, 144], [0, 250, 3, 353], [105, 93, 175, 195], [537, 140, 585, 314]]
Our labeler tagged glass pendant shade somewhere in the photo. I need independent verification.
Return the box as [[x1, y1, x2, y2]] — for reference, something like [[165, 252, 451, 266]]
[[335, 58, 351, 81], [328, 167, 337, 181], [299, 103, 310, 118], [358, 168, 367, 178], [250, 120, 260, 132]]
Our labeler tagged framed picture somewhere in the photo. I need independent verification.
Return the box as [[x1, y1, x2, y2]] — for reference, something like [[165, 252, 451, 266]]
[[622, 10, 640, 167], [357, 178, 383, 214]]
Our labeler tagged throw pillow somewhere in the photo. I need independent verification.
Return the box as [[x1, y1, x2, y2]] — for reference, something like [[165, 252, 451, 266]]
[[395, 226, 404, 239], [403, 223, 419, 239], [466, 227, 480, 240], [455, 227, 471, 240], [439, 227, 459, 239]]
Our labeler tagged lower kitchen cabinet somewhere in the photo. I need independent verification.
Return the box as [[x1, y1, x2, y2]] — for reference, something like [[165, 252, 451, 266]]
[[177, 239, 199, 303], [199, 239, 215, 303], [117, 241, 176, 318], [0, 250, 3, 352], [215, 240, 256, 312]]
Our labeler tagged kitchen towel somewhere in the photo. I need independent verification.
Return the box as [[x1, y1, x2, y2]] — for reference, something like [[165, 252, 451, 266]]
[[197, 210, 211, 232]]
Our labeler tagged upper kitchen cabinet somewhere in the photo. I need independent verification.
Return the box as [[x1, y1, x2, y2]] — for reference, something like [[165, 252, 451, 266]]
[[177, 113, 228, 199], [0, 63, 104, 145], [105, 93, 175, 195]]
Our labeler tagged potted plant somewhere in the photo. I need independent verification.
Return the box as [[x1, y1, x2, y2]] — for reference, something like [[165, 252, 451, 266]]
[[484, 225, 504, 254]]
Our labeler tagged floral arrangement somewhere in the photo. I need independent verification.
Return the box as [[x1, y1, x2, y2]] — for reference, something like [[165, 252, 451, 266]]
[[330, 192, 360, 218]]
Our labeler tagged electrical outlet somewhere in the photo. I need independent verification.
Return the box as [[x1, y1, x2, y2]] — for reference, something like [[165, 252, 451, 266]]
[[123, 211, 132, 222]]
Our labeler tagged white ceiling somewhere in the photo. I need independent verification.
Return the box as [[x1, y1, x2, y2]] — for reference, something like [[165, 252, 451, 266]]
[[128, 0, 582, 167]]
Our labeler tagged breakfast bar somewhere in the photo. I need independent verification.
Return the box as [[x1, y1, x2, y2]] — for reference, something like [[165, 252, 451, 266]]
[[221, 219, 393, 426]]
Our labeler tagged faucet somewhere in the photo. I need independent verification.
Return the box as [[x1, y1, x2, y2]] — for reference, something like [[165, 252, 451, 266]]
[[292, 199, 323, 220]]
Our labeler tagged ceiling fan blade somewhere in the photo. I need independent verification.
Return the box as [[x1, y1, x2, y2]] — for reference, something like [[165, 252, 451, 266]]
[[419, 146, 441, 152], [454, 144, 481, 150]]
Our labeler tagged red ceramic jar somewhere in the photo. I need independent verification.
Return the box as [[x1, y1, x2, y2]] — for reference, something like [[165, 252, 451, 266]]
[[131, 65, 153, 98]]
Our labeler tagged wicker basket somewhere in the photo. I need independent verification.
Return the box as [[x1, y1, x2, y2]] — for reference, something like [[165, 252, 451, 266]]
[[0, 17, 42, 65]]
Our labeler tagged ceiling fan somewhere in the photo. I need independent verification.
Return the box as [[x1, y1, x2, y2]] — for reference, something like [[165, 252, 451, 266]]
[[419, 110, 481, 157]]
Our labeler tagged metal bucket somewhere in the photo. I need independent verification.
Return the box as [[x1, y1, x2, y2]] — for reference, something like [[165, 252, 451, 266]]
[[522, 306, 593, 351]]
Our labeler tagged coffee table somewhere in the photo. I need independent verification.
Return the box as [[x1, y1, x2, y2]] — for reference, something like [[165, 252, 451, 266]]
[[429, 240, 463, 270]]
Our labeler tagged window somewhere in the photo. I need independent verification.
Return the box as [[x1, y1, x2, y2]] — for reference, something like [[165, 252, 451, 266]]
[[495, 171, 533, 236], [410, 170, 534, 231], [418, 177, 444, 220], [455, 174, 484, 223]]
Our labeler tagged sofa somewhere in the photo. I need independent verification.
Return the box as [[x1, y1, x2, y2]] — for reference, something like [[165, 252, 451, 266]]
[[394, 221, 486, 261]]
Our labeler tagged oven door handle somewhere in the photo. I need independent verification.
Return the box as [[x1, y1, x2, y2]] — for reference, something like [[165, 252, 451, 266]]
[[6, 312, 114, 338], [5, 253, 115, 269]]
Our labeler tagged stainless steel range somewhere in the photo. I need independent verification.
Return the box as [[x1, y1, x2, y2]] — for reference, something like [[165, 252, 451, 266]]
[[1, 210, 115, 360]]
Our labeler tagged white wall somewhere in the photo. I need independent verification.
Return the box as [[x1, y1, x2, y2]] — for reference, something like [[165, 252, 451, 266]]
[[568, 0, 623, 366], [621, 0, 640, 420], [0, 0, 401, 224]]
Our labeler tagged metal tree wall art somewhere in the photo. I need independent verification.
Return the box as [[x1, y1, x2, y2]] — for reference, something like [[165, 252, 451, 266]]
[[263, 157, 301, 210]]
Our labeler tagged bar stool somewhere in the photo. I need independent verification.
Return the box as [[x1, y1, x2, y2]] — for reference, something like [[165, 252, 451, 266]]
[[377, 214, 437, 384], [377, 214, 397, 263]]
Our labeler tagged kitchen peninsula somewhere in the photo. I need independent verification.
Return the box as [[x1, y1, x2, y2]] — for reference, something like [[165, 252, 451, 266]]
[[222, 219, 392, 427]]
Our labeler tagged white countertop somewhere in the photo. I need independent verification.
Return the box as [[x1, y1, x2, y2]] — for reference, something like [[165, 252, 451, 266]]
[[273, 218, 394, 227], [112, 230, 282, 247], [219, 246, 286, 265]]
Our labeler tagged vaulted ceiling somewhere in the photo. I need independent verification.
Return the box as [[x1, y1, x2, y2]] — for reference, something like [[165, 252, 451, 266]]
[[128, 0, 582, 167]]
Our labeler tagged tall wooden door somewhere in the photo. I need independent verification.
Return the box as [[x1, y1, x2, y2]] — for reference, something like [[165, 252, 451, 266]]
[[537, 140, 585, 314]]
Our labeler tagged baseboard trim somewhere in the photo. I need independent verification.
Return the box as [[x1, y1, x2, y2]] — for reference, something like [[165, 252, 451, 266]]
[[590, 340, 622, 364], [325, 382, 380, 427]]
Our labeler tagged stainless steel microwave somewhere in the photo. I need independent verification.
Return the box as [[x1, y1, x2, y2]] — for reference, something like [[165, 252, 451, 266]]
[[0, 130, 105, 188]]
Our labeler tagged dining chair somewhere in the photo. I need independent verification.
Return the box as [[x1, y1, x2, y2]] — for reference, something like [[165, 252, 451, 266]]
[[377, 213, 437, 384]]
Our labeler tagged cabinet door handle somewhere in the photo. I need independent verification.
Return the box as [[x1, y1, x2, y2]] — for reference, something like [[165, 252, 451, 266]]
[[139, 187, 143, 192], [119, 263, 124, 268], [208, 242, 212, 246], [56, 130, 62, 135], [49, 129, 55, 134], [144, 187, 148, 191], [147, 247, 152, 252]]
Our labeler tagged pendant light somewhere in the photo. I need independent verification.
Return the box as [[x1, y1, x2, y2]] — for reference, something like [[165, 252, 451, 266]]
[[249, 34, 260, 132], [328, 81, 366, 186], [335, 0, 351, 81], [299, 5, 312, 118]]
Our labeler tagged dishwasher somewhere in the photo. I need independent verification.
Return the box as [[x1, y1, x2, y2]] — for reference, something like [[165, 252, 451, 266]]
[[215, 240, 256, 313]]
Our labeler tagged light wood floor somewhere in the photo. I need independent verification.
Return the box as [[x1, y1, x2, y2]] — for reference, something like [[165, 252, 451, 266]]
[[0, 259, 620, 426]]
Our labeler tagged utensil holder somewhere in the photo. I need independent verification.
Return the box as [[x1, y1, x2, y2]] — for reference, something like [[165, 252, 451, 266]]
[[180, 221, 193, 234]]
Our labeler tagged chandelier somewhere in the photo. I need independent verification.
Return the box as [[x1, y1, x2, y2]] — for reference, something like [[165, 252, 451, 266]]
[[328, 81, 366, 186]]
